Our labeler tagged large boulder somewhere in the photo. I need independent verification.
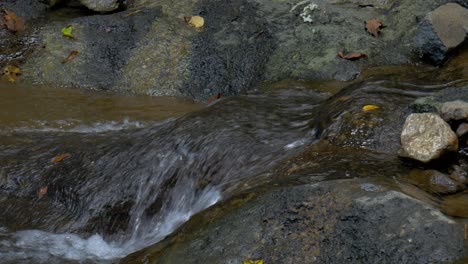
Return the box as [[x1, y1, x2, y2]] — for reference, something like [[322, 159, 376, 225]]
[[125, 179, 465, 264], [415, 3, 468, 65], [3, 0, 465, 99], [400, 113, 458, 163]]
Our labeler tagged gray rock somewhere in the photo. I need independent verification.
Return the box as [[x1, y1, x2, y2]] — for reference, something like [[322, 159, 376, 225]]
[[407, 169, 464, 194], [441, 100, 468, 121], [456, 123, 468, 137], [415, 3, 468, 65], [400, 113, 458, 163], [79, 0, 121, 12], [126, 179, 465, 264]]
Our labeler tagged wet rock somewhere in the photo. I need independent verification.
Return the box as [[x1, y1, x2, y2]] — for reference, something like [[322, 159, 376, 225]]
[[407, 169, 464, 194], [410, 96, 440, 113], [126, 179, 465, 264], [456, 123, 468, 137], [4, 0, 466, 98], [441, 100, 468, 122], [441, 191, 468, 218], [79, 0, 121, 12], [400, 113, 458, 163], [449, 165, 468, 184], [415, 3, 468, 65]]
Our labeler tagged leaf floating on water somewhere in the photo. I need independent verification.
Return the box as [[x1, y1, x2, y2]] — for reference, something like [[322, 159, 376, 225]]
[[38, 186, 48, 198], [207, 93, 221, 104], [61, 25, 75, 39], [1, 9, 24, 32], [365, 18, 384, 37], [362, 104, 380, 111], [51, 153, 71, 163], [185, 15, 204, 28], [62, 50, 79, 64], [244, 260, 264, 264], [2, 65, 21, 82], [338, 51, 367, 61]]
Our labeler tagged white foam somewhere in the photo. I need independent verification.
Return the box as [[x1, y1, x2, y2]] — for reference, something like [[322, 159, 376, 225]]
[[11, 118, 146, 133]]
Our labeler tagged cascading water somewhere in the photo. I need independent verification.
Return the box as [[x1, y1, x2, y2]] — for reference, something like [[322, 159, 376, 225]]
[[0, 88, 325, 263]]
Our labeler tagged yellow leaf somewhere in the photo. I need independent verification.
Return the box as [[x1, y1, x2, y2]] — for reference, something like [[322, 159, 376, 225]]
[[243, 260, 264, 264], [2, 65, 21, 82], [185, 15, 204, 28], [51, 153, 71, 163], [362, 105, 380, 111], [61, 25, 75, 39]]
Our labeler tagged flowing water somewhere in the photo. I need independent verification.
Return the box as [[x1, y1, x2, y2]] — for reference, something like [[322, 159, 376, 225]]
[[0, 57, 467, 263]]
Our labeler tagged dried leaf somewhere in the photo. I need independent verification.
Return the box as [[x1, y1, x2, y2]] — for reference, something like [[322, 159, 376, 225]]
[[1, 9, 24, 32], [185, 15, 204, 28], [51, 153, 71, 163], [62, 50, 79, 63], [38, 186, 48, 198], [61, 25, 75, 39], [243, 260, 264, 264], [362, 104, 380, 111], [338, 51, 367, 60], [2, 65, 21, 82], [365, 18, 384, 37], [207, 93, 221, 103]]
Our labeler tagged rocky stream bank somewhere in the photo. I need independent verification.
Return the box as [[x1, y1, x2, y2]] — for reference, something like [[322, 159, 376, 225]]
[[0, 0, 467, 264]]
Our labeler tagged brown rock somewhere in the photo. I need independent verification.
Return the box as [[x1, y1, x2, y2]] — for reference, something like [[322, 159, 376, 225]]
[[456, 123, 468, 137]]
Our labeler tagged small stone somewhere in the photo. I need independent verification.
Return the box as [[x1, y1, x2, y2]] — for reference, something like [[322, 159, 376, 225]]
[[79, 0, 120, 12], [456, 123, 468, 137], [400, 113, 458, 163], [441, 100, 468, 122], [408, 169, 464, 194]]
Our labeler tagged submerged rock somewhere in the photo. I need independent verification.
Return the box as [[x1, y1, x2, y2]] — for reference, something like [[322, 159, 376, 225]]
[[449, 165, 468, 184], [400, 113, 458, 163], [415, 3, 468, 65], [407, 169, 464, 194], [126, 179, 465, 264], [441, 100, 468, 122]]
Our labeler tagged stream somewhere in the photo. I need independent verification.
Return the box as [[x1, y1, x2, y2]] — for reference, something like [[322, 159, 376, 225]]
[[0, 59, 467, 263]]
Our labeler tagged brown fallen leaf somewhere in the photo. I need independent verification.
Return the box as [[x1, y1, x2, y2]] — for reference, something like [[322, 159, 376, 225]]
[[2, 65, 21, 82], [51, 153, 71, 163], [365, 18, 384, 37], [1, 9, 24, 32], [207, 93, 221, 104], [38, 186, 48, 198], [338, 51, 367, 60], [62, 51, 79, 64]]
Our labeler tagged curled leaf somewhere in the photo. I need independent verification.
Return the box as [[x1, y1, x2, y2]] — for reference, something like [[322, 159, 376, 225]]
[[62, 50, 79, 63], [2, 65, 21, 82], [38, 186, 48, 199], [362, 104, 380, 111], [365, 18, 384, 37], [185, 15, 204, 28], [51, 153, 71, 163], [338, 51, 367, 61], [61, 25, 75, 39], [1, 9, 24, 32]]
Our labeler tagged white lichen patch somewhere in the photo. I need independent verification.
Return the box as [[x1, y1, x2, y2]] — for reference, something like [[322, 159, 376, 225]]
[[301, 3, 319, 23], [290, 1, 319, 23]]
